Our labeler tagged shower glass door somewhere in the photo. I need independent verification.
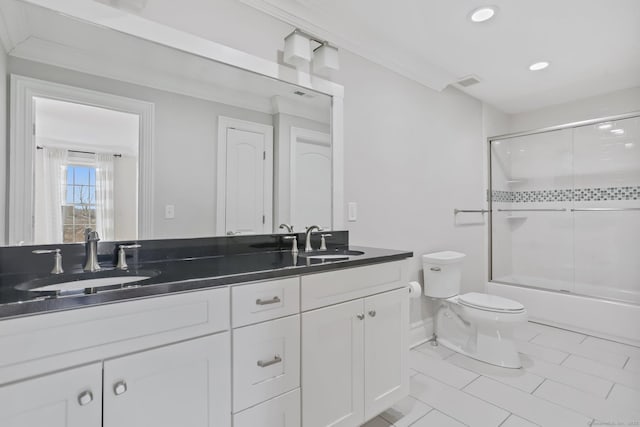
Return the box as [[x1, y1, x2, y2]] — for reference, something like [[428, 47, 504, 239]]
[[490, 114, 640, 304], [491, 128, 574, 293]]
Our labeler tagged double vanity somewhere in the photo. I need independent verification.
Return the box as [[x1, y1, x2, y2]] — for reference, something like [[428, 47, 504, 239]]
[[0, 232, 412, 427]]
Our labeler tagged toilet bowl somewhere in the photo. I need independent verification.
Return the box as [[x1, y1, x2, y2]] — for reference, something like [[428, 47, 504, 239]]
[[423, 251, 527, 368]]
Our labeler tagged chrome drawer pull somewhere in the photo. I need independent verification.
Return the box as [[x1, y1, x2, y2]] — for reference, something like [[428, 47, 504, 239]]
[[256, 296, 281, 305], [257, 354, 282, 368]]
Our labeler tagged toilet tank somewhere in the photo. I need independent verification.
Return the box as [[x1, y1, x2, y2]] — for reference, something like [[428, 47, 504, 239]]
[[422, 251, 466, 298]]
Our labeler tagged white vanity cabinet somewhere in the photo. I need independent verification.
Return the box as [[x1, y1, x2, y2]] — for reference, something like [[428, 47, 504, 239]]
[[0, 287, 231, 427], [300, 261, 409, 427], [0, 362, 102, 427], [231, 277, 302, 425]]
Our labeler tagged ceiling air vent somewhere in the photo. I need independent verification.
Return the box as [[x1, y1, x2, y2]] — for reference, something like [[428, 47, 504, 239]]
[[456, 75, 481, 87]]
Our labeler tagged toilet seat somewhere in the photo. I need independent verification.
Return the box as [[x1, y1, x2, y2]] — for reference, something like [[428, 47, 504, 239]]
[[458, 292, 525, 313]]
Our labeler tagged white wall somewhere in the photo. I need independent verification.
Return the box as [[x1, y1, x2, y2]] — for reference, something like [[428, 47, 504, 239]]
[[510, 86, 640, 133], [9, 57, 273, 239]]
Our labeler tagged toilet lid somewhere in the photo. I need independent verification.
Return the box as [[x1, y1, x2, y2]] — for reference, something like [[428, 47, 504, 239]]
[[458, 292, 525, 313]]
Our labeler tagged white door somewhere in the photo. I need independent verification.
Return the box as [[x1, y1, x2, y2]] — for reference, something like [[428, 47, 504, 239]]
[[217, 117, 273, 236], [364, 288, 410, 419], [290, 128, 331, 231], [0, 363, 102, 427], [103, 333, 231, 427], [302, 299, 364, 427]]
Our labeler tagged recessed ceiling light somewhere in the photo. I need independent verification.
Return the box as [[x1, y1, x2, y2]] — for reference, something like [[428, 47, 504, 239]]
[[610, 128, 625, 135], [597, 122, 613, 130], [529, 61, 550, 71], [470, 6, 497, 23]]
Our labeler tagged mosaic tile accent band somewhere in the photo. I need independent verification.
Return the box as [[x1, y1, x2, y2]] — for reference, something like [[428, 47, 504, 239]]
[[492, 186, 640, 203]]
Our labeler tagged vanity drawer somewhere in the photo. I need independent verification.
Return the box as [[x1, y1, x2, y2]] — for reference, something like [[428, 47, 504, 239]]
[[232, 277, 299, 327], [233, 388, 300, 427], [0, 287, 229, 385], [232, 314, 300, 412], [300, 261, 406, 311]]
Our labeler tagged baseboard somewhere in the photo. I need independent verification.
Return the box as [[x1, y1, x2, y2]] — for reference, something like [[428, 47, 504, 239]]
[[410, 317, 433, 349]]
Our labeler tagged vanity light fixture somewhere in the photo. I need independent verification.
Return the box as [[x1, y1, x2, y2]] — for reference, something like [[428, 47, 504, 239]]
[[529, 61, 550, 71], [283, 29, 340, 72], [470, 6, 497, 23], [597, 122, 613, 130], [610, 128, 625, 135]]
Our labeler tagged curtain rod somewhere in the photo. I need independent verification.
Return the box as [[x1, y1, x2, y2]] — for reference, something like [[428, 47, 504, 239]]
[[36, 145, 122, 158]]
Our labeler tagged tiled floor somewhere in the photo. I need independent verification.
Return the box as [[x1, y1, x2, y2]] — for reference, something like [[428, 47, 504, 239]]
[[364, 322, 640, 427]]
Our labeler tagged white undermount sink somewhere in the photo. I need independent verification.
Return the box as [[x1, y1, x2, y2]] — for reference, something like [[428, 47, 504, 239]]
[[29, 276, 152, 292]]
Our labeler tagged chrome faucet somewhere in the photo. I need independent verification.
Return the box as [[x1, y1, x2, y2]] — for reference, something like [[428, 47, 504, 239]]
[[83, 228, 101, 272], [279, 223, 294, 233], [304, 225, 320, 252], [32, 248, 64, 274]]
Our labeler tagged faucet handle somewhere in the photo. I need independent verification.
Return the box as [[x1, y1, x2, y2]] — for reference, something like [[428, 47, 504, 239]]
[[319, 233, 332, 251], [32, 249, 64, 275], [116, 244, 142, 270]]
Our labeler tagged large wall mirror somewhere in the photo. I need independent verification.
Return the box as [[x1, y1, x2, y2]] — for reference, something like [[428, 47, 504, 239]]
[[0, 0, 344, 246]]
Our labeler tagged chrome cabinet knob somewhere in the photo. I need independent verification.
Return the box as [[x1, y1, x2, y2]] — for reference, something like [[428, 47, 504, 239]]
[[77, 390, 93, 406], [356, 313, 365, 320], [113, 380, 127, 396], [368, 310, 377, 317]]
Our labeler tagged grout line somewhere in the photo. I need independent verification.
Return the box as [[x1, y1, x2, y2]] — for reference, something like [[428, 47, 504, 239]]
[[407, 409, 433, 427], [605, 382, 615, 399], [530, 378, 546, 395], [578, 334, 588, 344], [559, 351, 571, 365], [622, 356, 630, 369], [527, 332, 542, 343], [461, 374, 482, 390], [497, 413, 513, 426]]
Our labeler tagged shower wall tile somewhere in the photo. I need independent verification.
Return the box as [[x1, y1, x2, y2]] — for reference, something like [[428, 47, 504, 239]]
[[491, 186, 640, 203]]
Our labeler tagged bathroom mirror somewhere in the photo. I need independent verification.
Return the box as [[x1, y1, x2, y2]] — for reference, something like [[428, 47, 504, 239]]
[[0, 0, 344, 246]]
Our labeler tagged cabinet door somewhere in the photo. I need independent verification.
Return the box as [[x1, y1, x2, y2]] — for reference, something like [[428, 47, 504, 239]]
[[302, 299, 364, 427], [364, 288, 409, 419], [103, 333, 231, 427], [0, 363, 101, 427]]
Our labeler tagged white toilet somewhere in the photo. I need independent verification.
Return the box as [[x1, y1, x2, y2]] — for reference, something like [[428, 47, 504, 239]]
[[422, 251, 527, 368]]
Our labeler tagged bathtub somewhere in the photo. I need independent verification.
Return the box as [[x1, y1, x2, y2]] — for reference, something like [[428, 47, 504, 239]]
[[487, 281, 640, 347]]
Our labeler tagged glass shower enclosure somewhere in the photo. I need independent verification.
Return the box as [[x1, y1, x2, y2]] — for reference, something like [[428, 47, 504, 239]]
[[489, 114, 640, 304]]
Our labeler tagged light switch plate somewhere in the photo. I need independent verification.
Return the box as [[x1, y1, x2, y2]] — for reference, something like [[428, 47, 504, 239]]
[[165, 204, 175, 219], [348, 202, 357, 221]]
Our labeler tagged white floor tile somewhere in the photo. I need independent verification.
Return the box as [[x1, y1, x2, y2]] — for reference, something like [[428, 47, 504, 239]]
[[410, 350, 478, 389], [413, 342, 455, 359], [513, 322, 543, 342], [581, 336, 640, 360], [528, 323, 587, 344], [410, 368, 419, 377], [562, 355, 640, 392], [533, 380, 640, 423], [516, 340, 570, 364], [520, 354, 614, 398], [361, 416, 392, 427], [410, 374, 509, 427], [499, 414, 539, 427], [411, 409, 466, 427], [607, 384, 640, 409], [463, 377, 591, 427], [625, 357, 640, 374], [531, 334, 628, 368], [447, 353, 544, 393], [378, 396, 431, 427]]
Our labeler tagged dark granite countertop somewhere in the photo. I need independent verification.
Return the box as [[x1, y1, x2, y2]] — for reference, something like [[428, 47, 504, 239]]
[[0, 245, 412, 319]]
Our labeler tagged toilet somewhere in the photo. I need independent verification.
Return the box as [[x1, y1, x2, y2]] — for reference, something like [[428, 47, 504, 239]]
[[422, 251, 527, 368]]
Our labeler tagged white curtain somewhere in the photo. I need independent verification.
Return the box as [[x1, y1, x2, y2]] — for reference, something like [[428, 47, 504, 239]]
[[35, 147, 68, 243], [95, 153, 115, 241]]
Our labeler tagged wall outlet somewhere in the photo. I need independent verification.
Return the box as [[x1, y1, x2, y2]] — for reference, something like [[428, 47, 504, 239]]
[[165, 204, 175, 219], [348, 202, 357, 222]]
